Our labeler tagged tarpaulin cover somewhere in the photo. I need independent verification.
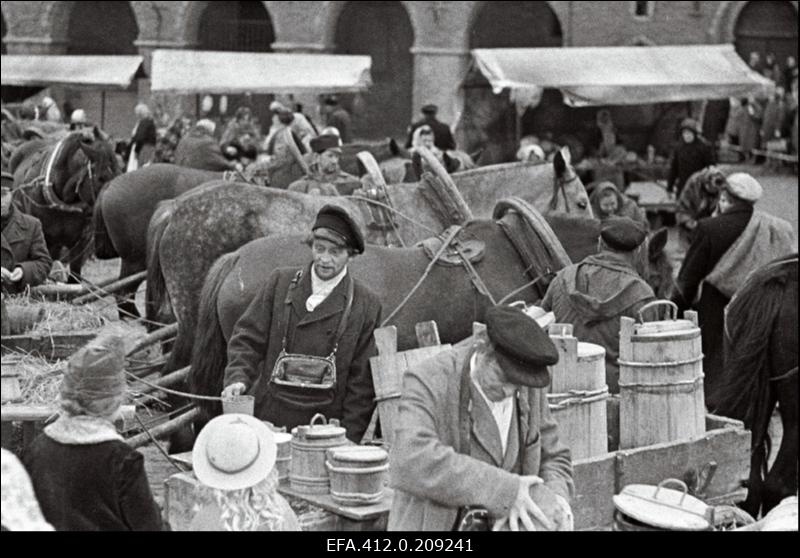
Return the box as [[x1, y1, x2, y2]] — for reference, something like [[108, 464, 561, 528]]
[[150, 49, 372, 94], [1, 55, 146, 89], [470, 45, 774, 107]]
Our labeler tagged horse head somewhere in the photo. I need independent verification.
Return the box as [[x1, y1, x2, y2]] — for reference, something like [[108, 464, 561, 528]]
[[634, 226, 674, 300], [549, 146, 591, 217], [68, 126, 121, 208]]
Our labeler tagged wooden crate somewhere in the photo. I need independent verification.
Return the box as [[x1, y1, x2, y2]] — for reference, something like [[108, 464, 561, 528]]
[[1, 330, 97, 360], [0, 405, 57, 456]]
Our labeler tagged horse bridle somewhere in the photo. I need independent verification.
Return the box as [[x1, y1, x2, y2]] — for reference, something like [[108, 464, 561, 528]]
[[550, 171, 581, 213]]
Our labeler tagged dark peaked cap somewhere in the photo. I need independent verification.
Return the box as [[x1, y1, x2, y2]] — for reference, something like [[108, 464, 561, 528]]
[[485, 305, 559, 388]]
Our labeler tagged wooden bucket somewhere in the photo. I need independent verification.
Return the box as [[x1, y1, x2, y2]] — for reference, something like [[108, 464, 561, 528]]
[[289, 413, 348, 494], [274, 432, 292, 482], [1, 367, 22, 404], [547, 324, 609, 460], [326, 445, 389, 506], [619, 301, 706, 449]]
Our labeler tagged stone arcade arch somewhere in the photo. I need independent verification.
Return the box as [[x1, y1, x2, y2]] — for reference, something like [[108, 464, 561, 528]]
[[195, 1, 276, 134], [463, 1, 564, 163], [66, 1, 139, 55], [734, 1, 798, 81], [332, 1, 415, 140]]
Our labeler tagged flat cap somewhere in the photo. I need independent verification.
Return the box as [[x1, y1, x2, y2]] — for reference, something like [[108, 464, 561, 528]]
[[680, 117, 700, 133], [312, 204, 365, 254], [725, 172, 762, 202], [600, 216, 647, 252], [485, 305, 559, 388], [310, 134, 342, 154], [421, 104, 438, 114]]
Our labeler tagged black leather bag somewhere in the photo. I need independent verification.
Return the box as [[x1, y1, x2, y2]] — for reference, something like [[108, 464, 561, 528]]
[[269, 270, 354, 410]]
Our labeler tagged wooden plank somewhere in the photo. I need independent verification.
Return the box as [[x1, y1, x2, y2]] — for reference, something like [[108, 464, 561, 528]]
[[373, 326, 398, 356], [572, 452, 617, 531], [279, 483, 393, 522], [615, 418, 751, 505], [415, 321, 441, 348], [1, 405, 57, 422], [1, 330, 97, 360], [369, 345, 450, 448]]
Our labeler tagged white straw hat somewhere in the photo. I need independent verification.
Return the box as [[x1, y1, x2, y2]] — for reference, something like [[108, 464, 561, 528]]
[[192, 414, 276, 491]]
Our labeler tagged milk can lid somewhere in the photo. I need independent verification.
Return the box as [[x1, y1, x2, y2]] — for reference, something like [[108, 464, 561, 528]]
[[328, 445, 388, 463], [292, 413, 346, 439], [613, 480, 711, 531]]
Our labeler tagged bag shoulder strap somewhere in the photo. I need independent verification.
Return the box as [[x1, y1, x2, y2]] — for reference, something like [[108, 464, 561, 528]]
[[280, 269, 305, 349]]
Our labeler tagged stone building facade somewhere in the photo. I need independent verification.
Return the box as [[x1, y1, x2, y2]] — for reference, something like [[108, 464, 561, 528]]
[[2, 1, 797, 142]]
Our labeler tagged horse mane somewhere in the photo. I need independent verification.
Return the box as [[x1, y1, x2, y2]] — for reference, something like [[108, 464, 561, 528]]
[[716, 256, 798, 471]]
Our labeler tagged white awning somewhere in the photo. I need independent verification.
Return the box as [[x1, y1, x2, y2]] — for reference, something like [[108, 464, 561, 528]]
[[470, 45, 774, 107], [1, 55, 146, 89], [150, 50, 372, 94]]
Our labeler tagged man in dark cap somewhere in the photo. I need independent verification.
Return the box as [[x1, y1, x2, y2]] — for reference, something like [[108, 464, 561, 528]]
[[540, 217, 655, 392], [389, 304, 573, 531], [288, 134, 361, 196], [405, 104, 457, 151], [667, 117, 715, 198], [222, 205, 382, 443], [320, 96, 352, 144]]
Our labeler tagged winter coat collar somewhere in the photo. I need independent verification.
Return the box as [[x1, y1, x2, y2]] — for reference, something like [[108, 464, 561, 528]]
[[44, 415, 122, 445]]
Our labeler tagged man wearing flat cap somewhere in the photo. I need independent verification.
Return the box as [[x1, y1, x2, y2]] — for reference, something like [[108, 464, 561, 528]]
[[389, 305, 573, 531], [288, 134, 360, 196], [222, 204, 382, 443], [674, 172, 795, 409], [541, 217, 655, 392], [405, 103, 457, 152]]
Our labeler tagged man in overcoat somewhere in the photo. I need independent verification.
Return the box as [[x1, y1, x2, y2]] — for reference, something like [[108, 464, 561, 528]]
[[221, 205, 382, 443], [540, 218, 655, 393], [174, 120, 239, 172], [1, 184, 52, 294], [388, 305, 574, 531], [405, 104, 456, 151], [288, 135, 361, 196]]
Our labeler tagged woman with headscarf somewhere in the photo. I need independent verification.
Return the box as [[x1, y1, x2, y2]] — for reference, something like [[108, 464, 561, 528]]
[[589, 181, 648, 228], [667, 118, 715, 198], [127, 103, 157, 172], [23, 331, 163, 531], [189, 414, 300, 531]]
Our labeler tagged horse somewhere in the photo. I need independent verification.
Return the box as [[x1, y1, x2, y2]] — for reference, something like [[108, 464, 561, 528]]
[[147, 149, 591, 373], [10, 129, 120, 280], [715, 254, 798, 518], [93, 164, 227, 319], [175, 199, 672, 449]]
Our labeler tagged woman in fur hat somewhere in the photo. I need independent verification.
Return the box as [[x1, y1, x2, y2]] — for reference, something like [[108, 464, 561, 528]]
[[23, 331, 163, 531]]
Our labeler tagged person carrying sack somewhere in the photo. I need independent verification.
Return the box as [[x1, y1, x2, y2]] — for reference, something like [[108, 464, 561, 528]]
[[221, 205, 383, 443]]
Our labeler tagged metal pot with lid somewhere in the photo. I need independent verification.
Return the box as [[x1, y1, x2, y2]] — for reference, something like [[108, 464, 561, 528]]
[[613, 479, 713, 531]]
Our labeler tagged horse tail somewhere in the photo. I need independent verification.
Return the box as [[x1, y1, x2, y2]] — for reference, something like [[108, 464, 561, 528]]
[[92, 185, 118, 259], [145, 201, 174, 325], [188, 251, 240, 419]]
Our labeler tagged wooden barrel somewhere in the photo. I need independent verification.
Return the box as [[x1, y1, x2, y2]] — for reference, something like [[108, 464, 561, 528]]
[[326, 445, 389, 506], [274, 432, 292, 482], [619, 301, 706, 450], [547, 324, 609, 460], [289, 414, 348, 494]]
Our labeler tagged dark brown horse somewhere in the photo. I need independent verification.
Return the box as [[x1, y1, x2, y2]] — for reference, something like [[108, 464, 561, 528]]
[[716, 254, 798, 518], [10, 129, 119, 280]]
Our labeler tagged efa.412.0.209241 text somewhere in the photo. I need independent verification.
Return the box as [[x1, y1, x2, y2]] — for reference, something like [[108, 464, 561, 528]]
[[326, 538, 474, 552]]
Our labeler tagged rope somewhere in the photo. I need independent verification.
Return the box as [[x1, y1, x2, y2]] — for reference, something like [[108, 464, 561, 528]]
[[496, 273, 547, 306], [133, 413, 187, 474], [380, 226, 462, 327], [125, 370, 223, 402], [68, 272, 173, 328], [344, 195, 438, 236]]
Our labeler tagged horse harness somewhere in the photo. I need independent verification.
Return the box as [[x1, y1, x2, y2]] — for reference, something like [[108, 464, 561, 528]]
[[549, 171, 581, 213], [15, 137, 94, 215]]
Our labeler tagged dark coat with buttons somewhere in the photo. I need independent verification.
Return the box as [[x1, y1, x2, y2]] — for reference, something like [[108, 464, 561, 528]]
[[1, 207, 52, 293], [223, 264, 382, 443]]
